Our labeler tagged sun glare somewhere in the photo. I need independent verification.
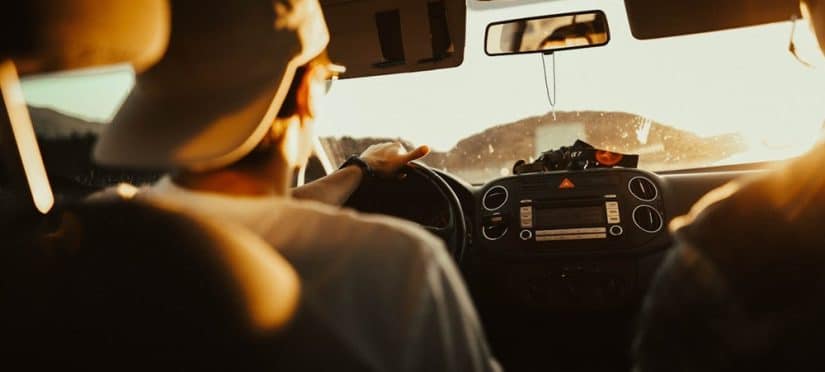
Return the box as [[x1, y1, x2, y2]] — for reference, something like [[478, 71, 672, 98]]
[[1, 60, 54, 214], [16, 0, 825, 177]]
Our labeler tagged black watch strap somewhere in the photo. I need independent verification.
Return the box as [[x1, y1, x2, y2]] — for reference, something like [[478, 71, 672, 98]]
[[339, 155, 374, 177]]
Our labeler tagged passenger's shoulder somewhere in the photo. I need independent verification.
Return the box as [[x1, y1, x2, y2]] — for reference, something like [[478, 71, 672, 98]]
[[676, 144, 825, 258], [686, 151, 824, 229]]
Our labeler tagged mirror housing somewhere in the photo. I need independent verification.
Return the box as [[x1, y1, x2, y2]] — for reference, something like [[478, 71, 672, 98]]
[[485, 10, 610, 56]]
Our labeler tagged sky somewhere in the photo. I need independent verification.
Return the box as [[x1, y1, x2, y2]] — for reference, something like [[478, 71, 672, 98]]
[[20, 0, 825, 158]]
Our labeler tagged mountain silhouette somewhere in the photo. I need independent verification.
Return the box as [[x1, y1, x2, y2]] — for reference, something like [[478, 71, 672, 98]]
[[320, 111, 746, 183]]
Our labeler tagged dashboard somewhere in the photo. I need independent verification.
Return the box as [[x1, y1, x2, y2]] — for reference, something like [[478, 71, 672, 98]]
[[347, 166, 671, 311], [344, 163, 759, 372], [468, 168, 670, 312], [475, 169, 668, 257]]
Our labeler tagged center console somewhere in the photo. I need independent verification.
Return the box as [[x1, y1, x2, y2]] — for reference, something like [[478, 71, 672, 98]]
[[477, 168, 668, 256], [470, 169, 670, 311]]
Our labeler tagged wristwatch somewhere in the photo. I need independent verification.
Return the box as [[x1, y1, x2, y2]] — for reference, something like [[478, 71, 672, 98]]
[[339, 155, 374, 177]]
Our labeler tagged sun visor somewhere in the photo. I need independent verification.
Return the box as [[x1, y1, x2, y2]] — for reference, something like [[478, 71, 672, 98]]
[[2, 0, 169, 76], [624, 0, 800, 40], [321, 0, 465, 78]]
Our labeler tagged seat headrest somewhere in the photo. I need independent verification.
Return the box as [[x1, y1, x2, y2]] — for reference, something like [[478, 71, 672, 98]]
[[1, 196, 300, 369]]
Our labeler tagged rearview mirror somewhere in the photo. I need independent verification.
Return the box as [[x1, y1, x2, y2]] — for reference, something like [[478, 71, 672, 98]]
[[485, 10, 610, 56]]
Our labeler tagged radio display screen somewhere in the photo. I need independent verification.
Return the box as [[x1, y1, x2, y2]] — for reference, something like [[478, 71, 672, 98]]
[[534, 206, 605, 227]]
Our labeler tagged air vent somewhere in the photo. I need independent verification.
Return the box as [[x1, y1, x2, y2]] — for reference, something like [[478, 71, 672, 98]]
[[482, 185, 509, 211], [482, 223, 508, 241], [632, 205, 663, 233], [481, 213, 508, 240], [628, 176, 658, 201]]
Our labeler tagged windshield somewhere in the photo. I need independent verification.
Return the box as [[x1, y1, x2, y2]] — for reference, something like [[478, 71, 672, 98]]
[[21, 0, 825, 185]]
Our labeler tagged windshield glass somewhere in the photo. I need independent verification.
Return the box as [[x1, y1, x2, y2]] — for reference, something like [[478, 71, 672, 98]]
[[21, 0, 825, 185]]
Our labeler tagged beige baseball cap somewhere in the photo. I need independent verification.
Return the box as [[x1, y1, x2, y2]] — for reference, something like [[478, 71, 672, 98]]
[[93, 0, 330, 171]]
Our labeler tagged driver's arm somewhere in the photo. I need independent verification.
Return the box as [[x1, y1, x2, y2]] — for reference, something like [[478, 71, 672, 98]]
[[291, 142, 430, 206]]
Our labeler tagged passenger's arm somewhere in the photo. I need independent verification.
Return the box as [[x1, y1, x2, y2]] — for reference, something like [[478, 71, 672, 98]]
[[632, 242, 728, 372], [292, 142, 429, 206]]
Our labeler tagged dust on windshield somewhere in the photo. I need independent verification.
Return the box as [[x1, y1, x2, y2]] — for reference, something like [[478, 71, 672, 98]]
[[318, 110, 750, 184]]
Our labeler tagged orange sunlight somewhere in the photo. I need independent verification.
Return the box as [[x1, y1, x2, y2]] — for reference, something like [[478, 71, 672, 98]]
[[1, 60, 54, 214]]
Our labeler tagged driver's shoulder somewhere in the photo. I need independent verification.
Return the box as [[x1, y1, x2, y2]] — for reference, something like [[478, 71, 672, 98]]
[[284, 198, 445, 261]]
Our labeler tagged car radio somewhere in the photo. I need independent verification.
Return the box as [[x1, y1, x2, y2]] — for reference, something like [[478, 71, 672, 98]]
[[518, 196, 624, 241], [476, 169, 667, 255]]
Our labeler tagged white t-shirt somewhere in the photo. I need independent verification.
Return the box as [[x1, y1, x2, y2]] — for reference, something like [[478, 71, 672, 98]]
[[135, 177, 499, 372]]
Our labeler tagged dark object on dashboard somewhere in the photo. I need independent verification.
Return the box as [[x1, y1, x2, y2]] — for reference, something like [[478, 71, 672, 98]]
[[513, 140, 639, 174]]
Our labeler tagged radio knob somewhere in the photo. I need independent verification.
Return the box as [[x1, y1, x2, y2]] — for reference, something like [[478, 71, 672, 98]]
[[609, 225, 624, 237], [520, 229, 533, 240]]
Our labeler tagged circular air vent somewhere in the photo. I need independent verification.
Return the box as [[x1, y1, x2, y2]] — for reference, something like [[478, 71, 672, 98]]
[[482, 185, 509, 211], [482, 224, 508, 241], [628, 176, 658, 201], [632, 205, 664, 234]]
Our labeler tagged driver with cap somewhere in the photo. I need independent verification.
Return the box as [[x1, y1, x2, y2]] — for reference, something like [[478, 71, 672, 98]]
[[633, 1, 825, 371], [88, 1, 498, 371]]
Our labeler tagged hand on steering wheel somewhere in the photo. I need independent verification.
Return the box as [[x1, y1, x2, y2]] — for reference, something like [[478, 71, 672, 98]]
[[359, 142, 430, 179]]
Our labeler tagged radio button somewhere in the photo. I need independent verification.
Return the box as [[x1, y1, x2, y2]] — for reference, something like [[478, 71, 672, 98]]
[[520, 206, 532, 214], [606, 202, 621, 223], [520, 229, 533, 240], [520, 218, 533, 228], [609, 225, 624, 236]]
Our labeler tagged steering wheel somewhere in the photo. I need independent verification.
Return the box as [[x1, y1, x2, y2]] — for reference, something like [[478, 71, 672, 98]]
[[343, 161, 467, 262]]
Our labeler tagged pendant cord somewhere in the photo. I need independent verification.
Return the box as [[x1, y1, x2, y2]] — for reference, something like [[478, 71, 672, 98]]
[[541, 52, 557, 119]]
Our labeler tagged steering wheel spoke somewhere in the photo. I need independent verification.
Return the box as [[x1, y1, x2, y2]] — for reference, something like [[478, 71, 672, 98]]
[[425, 225, 451, 241]]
